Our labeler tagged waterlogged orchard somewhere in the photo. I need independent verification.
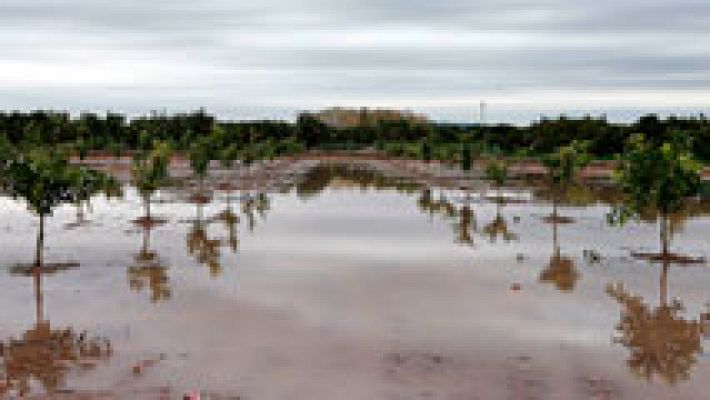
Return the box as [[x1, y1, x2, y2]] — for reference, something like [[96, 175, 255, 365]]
[[0, 112, 709, 399]]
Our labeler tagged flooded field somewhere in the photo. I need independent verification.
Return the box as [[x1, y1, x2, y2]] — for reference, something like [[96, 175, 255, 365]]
[[0, 161, 709, 399]]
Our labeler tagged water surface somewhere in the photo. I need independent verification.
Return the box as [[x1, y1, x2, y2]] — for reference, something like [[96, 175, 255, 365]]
[[0, 162, 708, 399]]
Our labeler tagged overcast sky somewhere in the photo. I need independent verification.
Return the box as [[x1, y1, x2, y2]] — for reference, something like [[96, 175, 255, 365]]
[[1, 0, 709, 122]]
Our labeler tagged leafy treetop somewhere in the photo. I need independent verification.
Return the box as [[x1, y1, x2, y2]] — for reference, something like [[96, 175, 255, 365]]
[[609, 132, 702, 224]]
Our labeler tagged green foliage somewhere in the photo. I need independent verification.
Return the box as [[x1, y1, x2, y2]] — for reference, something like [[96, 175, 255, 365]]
[[460, 143, 472, 171], [0, 133, 12, 159], [219, 144, 239, 168], [4, 148, 113, 216], [189, 136, 213, 177], [75, 137, 90, 160], [609, 132, 702, 225], [131, 141, 172, 198], [421, 140, 432, 162], [274, 137, 305, 155], [542, 140, 591, 189], [1, 110, 710, 163], [0, 134, 15, 185], [485, 159, 509, 187], [107, 141, 124, 158]]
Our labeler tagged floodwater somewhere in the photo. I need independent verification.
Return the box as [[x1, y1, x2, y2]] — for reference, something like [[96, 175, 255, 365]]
[[0, 161, 709, 399]]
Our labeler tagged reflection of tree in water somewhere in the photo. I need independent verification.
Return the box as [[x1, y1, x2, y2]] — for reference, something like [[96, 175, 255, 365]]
[[241, 192, 270, 233], [215, 187, 240, 253], [187, 201, 223, 278], [482, 200, 517, 243], [255, 192, 269, 220], [417, 188, 475, 246], [127, 224, 171, 303], [296, 163, 419, 200], [538, 216, 579, 292], [539, 252, 578, 292], [186, 188, 251, 276], [455, 204, 476, 246], [220, 210, 239, 253], [64, 200, 92, 230], [606, 261, 705, 384], [1, 234, 111, 397], [0, 314, 111, 397]]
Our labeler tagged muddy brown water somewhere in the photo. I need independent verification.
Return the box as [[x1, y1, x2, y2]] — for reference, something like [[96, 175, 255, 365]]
[[0, 162, 709, 399]]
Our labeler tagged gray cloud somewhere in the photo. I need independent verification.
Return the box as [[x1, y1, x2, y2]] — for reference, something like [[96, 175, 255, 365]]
[[0, 0, 709, 122]]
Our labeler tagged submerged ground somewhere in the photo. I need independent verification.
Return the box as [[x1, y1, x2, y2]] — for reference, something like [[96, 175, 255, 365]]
[[0, 160, 708, 399]]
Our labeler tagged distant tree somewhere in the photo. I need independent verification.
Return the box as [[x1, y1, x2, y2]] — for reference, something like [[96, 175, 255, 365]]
[[421, 140, 432, 162], [131, 141, 171, 223], [296, 113, 327, 148], [189, 136, 213, 192], [460, 143, 472, 171], [608, 132, 702, 260], [541, 140, 590, 222], [219, 144, 240, 168], [485, 159, 509, 189]]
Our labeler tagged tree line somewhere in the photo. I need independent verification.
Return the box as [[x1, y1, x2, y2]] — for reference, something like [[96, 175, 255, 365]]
[[1, 110, 710, 161]]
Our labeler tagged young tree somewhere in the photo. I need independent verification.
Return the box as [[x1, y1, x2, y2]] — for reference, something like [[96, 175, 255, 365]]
[[609, 132, 702, 261], [65, 164, 118, 229], [485, 159, 509, 192], [541, 140, 590, 222], [5, 148, 111, 266], [131, 140, 171, 224], [189, 136, 212, 186]]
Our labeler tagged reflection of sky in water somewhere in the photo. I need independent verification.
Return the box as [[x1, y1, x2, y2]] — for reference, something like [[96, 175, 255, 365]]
[[0, 178, 708, 396]]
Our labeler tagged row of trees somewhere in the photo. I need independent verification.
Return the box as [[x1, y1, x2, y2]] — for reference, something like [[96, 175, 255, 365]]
[[477, 132, 702, 262], [2, 110, 710, 160], [2, 129, 704, 267]]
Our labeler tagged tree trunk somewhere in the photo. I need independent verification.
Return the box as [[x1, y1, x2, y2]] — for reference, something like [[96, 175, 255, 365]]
[[552, 217, 560, 256], [34, 214, 45, 323], [144, 194, 151, 221], [660, 212, 669, 260], [35, 214, 45, 267], [552, 196, 558, 221]]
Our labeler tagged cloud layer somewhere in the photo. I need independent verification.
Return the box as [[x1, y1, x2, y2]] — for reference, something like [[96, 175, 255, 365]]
[[1, 0, 709, 122]]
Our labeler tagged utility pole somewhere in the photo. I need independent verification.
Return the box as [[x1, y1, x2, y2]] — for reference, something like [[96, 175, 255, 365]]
[[479, 100, 487, 127]]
